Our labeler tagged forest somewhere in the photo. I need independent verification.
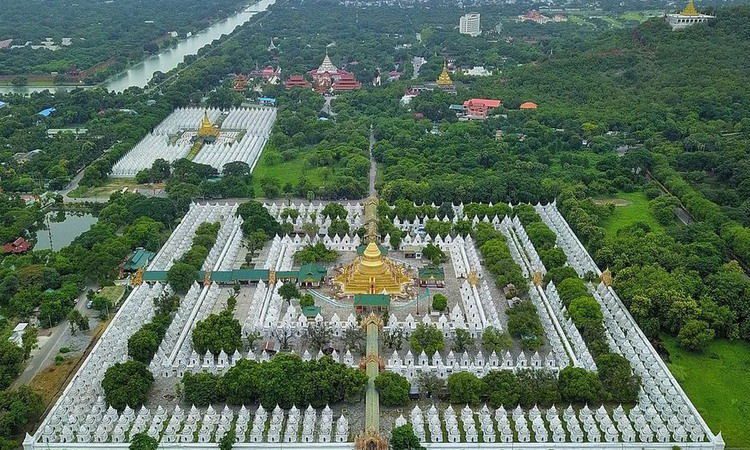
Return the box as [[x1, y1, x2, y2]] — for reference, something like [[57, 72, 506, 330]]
[[0, 0, 248, 81]]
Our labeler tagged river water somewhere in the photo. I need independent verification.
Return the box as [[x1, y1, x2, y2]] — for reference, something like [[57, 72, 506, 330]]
[[0, 0, 275, 95]]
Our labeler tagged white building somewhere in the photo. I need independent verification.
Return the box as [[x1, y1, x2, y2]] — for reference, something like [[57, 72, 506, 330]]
[[667, 0, 714, 30], [459, 13, 481, 37], [463, 66, 493, 77]]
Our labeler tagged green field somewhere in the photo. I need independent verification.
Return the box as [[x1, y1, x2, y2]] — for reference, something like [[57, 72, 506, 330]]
[[663, 336, 750, 448], [251, 157, 327, 197], [99, 285, 126, 306], [598, 191, 664, 239], [68, 179, 162, 198]]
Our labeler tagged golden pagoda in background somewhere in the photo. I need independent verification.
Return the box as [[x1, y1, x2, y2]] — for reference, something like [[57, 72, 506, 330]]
[[666, 0, 714, 30], [197, 112, 220, 138], [436, 60, 453, 87]]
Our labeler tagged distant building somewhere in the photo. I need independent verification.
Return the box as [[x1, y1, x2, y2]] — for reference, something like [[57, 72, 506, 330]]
[[518, 10, 551, 24], [9, 323, 28, 346], [463, 66, 493, 77], [284, 75, 312, 90], [667, 0, 714, 30], [520, 101, 538, 110], [463, 98, 502, 120], [308, 52, 361, 93], [459, 13, 482, 37], [258, 97, 276, 106], [37, 107, 56, 117], [3, 237, 31, 254], [0, 100, 7, 109], [0, 39, 11, 49]]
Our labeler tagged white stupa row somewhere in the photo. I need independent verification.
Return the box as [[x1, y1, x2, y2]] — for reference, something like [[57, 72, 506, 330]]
[[111, 107, 276, 177]]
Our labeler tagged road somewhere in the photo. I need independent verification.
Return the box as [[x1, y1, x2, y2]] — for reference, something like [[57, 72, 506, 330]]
[[369, 124, 377, 196], [13, 284, 99, 388]]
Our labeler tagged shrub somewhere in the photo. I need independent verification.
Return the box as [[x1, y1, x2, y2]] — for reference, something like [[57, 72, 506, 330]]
[[432, 294, 448, 312], [678, 319, 715, 352], [507, 300, 544, 350], [558, 367, 603, 404], [374, 372, 410, 407], [102, 361, 154, 411], [447, 372, 485, 405], [483, 370, 520, 408], [410, 324, 445, 356]]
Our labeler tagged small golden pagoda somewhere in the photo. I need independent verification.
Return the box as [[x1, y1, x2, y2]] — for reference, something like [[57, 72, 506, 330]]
[[436, 60, 453, 87], [334, 195, 413, 297], [197, 112, 220, 138], [681, 0, 699, 15]]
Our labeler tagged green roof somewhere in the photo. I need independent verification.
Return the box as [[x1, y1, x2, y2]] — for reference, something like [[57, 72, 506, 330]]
[[143, 270, 168, 282], [302, 306, 321, 317], [232, 269, 269, 281], [124, 248, 155, 271], [419, 265, 445, 280], [297, 263, 326, 282], [354, 294, 390, 307]]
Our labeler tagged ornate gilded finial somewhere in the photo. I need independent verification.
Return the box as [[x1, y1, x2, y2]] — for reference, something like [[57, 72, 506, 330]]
[[601, 268, 613, 286], [682, 0, 699, 15], [132, 268, 144, 286], [468, 270, 479, 287], [532, 271, 543, 286], [437, 59, 453, 86]]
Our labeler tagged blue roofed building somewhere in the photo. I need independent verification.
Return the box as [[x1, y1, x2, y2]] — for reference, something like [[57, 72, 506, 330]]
[[38, 107, 56, 117]]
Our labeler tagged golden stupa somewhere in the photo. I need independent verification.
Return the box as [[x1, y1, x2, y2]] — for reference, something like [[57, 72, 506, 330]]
[[334, 195, 413, 296], [197, 112, 220, 138], [681, 0, 699, 15], [436, 61, 453, 87]]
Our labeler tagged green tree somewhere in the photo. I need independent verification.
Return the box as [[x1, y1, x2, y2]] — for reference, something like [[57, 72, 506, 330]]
[[129, 432, 158, 450], [192, 310, 242, 355], [22, 326, 38, 359], [390, 424, 424, 450], [183, 372, 224, 406], [447, 372, 485, 405], [410, 324, 444, 356], [167, 262, 197, 294], [452, 328, 474, 353], [0, 341, 24, 389], [219, 428, 236, 450], [558, 367, 603, 404], [374, 371, 410, 406], [596, 353, 640, 403], [678, 319, 715, 352], [278, 282, 300, 303], [128, 327, 160, 364], [483, 370, 520, 408], [431, 293, 448, 312], [481, 326, 512, 354], [102, 361, 154, 411]]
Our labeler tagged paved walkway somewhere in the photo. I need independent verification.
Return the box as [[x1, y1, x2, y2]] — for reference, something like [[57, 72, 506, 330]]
[[364, 318, 380, 432]]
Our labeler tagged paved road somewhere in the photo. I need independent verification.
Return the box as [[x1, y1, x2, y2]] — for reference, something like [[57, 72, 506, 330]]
[[369, 125, 377, 196], [13, 285, 98, 388]]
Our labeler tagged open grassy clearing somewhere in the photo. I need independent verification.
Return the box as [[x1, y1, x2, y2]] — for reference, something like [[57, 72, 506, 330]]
[[99, 285, 127, 306], [662, 336, 750, 449], [251, 157, 328, 197], [597, 191, 664, 239]]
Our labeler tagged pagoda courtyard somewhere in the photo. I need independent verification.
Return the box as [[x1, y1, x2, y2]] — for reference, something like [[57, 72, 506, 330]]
[[26, 198, 725, 450]]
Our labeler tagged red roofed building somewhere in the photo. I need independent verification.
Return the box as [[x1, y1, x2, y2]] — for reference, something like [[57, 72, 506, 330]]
[[308, 51, 361, 93], [520, 101, 538, 110], [332, 73, 362, 92], [3, 237, 30, 254], [463, 98, 502, 119], [284, 75, 311, 90]]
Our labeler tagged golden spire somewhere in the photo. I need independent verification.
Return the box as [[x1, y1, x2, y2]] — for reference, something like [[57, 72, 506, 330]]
[[682, 0, 699, 16], [437, 60, 453, 86], [198, 112, 219, 137]]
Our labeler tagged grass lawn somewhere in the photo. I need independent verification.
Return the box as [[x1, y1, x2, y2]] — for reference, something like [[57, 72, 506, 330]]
[[251, 157, 327, 197], [68, 179, 163, 198], [663, 336, 750, 448], [99, 285, 126, 306], [597, 191, 664, 239]]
